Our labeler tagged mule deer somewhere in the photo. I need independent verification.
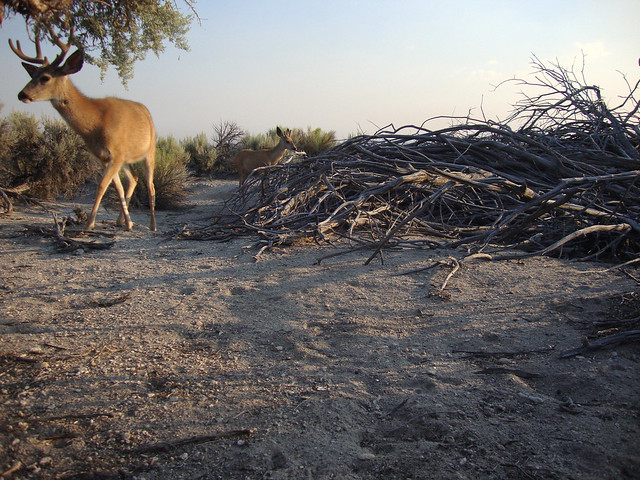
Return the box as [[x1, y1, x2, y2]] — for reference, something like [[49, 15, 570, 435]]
[[233, 127, 297, 186], [10, 30, 157, 231]]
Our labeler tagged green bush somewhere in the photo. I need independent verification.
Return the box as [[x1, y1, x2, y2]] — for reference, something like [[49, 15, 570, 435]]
[[0, 105, 12, 169], [38, 117, 98, 199], [182, 132, 218, 176], [292, 127, 337, 156], [0, 111, 97, 199], [0, 111, 41, 188], [239, 131, 275, 150]]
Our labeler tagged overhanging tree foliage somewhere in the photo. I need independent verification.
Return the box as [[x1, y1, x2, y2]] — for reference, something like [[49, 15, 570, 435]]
[[1, 0, 196, 83]]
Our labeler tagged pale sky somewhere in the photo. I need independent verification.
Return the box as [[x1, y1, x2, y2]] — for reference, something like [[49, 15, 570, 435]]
[[1, 1, 639, 140]]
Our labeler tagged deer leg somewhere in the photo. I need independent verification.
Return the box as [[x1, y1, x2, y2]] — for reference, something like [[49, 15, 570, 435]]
[[86, 162, 129, 230], [116, 165, 138, 227], [144, 152, 157, 232], [111, 172, 134, 231]]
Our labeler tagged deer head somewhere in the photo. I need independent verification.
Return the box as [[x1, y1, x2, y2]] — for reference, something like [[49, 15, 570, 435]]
[[277, 127, 297, 152], [10, 26, 80, 103]]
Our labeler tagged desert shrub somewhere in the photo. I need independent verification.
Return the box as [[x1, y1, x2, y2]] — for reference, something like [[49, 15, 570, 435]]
[[0, 111, 40, 188], [292, 127, 337, 156], [37, 118, 98, 199], [130, 135, 189, 209], [0, 104, 11, 169], [239, 131, 275, 150], [0, 111, 97, 199], [182, 132, 218, 176]]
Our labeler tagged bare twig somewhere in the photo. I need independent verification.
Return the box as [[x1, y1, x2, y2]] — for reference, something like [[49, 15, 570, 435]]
[[50, 213, 115, 252]]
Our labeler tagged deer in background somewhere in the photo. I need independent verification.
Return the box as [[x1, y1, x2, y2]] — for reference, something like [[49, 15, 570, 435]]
[[10, 29, 157, 231], [233, 127, 297, 187]]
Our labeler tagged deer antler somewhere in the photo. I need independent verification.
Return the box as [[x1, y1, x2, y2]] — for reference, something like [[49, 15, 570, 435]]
[[8, 22, 75, 67], [8, 33, 48, 65], [47, 23, 74, 67]]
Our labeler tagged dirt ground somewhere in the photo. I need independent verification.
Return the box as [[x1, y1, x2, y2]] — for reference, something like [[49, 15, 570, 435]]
[[0, 178, 639, 480]]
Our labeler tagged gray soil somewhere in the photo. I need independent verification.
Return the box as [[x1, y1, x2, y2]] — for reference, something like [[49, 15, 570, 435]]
[[1, 179, 639, 479]]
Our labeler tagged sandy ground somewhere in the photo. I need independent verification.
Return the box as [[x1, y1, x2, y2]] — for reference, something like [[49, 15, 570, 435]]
[[0, 178, 639, 480]]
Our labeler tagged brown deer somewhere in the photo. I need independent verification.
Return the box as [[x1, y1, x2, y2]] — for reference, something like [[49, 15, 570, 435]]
[[233, 127, 297, 186], [10, 30, 157, 231]]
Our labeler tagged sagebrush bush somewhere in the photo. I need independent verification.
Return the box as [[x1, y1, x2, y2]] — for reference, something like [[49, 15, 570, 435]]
[[0, 105, 12, 170], [239, 131, 275, 150], [1, 111, 40, 187], [37, 117, 98, 199], [182, 133, 218, 176], [130, 135, 189, 209], [292, 127, 337, 156], [0, 111, 97, 199]]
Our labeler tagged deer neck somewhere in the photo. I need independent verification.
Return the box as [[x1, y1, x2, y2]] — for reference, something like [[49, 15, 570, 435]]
[[50, 79, 102, 139], [267, 139, 288, 165]]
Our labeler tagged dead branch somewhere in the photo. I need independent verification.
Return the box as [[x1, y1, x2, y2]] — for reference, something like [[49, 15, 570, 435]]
[[453, 347, 554, 357], [0, 188, 12, 214], [131, 429, 253, 454], [0, 183, 49, 214], [559, 329, 640, 358], [181, 59, 640, 264], [49, 213, 115, 252]]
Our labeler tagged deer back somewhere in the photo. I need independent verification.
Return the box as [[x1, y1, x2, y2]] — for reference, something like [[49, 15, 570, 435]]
[[54, 92, 156, 164]]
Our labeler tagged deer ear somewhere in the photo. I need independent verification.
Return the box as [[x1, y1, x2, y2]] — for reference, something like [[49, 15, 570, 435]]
[[22, 62, 40, 79], [61, 50, 84, 75], [277, 126, 283, 137]]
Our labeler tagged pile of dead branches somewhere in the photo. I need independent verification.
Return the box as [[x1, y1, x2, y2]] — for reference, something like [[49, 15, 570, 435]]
[[182, 58, 640, 264]]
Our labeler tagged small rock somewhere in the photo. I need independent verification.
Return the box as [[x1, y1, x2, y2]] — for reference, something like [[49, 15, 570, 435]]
[[357, 452, 376, 461], [39, 457, 53, 467]]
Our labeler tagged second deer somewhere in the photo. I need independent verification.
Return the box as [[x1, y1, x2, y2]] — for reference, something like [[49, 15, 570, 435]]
[[10, 30, 157, 231], [233, 127, 297, 187]]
